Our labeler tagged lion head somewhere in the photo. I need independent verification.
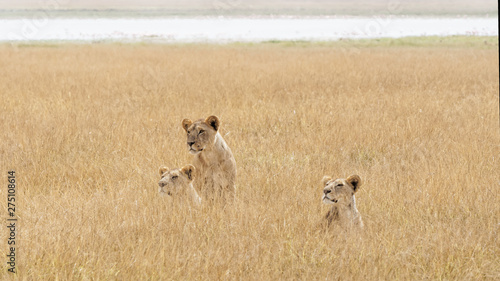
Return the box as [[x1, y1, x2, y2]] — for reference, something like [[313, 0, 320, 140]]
[[158, 165, 196, 196], [181, 115, 220, 155], [321, 175, 361, 206]]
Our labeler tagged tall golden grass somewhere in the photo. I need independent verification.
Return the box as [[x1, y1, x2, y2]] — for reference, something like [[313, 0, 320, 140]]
[[0, 40, 499, 280]]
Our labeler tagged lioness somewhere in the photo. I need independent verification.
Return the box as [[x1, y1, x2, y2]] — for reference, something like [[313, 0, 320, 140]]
[[158, 165, 201, 206], [321, 174, 364, 228], [181, 115, 236, 201]]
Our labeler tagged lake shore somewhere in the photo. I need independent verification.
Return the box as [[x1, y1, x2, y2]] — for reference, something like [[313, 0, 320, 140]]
[[3, 35, 498, 48], [1, 16, 497, 42]]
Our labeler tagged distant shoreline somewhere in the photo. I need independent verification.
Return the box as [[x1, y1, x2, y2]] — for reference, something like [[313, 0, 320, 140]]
[[2, 36, 498, 49], [1, 17, 497, 43]]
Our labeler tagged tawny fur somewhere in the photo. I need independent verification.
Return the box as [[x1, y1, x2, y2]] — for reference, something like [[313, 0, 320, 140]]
[[321, 174, 364, 229], [158, 165, 201, 206], [181, 115, 236, 202]]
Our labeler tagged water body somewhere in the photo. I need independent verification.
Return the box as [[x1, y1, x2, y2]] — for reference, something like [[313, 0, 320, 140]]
[[1, 17, 497, 42]]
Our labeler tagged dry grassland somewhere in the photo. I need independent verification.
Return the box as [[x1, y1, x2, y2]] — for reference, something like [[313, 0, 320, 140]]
[[0, 39, 499, 280]]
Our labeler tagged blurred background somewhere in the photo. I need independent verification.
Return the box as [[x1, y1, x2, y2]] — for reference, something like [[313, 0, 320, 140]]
[[0, 0, 497, 16]]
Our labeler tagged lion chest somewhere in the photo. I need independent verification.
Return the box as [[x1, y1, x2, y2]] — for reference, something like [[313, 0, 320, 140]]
[[201, 164, 228, 187], [193, 154, 233, 196], [326, 204, 362, 228]]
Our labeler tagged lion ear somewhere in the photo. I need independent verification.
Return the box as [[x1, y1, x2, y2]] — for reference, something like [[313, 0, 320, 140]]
[[182, 119, 193, 132], [321, 176, 332, 186], [181, 165, 196, 181], [205, 115, 220, 131], [159, 166, 169, 177], [346, 175, 362, 192]]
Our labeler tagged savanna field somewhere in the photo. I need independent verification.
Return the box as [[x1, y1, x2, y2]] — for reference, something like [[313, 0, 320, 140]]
[[0, 37, 499, 280]]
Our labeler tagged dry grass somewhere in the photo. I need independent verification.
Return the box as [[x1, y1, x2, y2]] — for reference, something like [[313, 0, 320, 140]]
[[0, 40, 499, 280]]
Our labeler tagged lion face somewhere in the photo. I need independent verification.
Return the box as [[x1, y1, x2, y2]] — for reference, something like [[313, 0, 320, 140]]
[[182, 116, 220, 155], [322, 175, 361, 206], [158, 165, 195, 196]]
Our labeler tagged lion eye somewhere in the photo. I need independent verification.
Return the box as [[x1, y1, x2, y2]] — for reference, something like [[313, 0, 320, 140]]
[[198, 130, 205, 135], [172, 175, 178, 180], [336, 183, 344, 187]]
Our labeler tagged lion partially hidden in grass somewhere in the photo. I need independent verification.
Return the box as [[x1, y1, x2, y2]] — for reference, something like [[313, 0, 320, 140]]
[[321, 174, 364, 229], [158, 165, 201, 206], [181, 115, 236, 202]]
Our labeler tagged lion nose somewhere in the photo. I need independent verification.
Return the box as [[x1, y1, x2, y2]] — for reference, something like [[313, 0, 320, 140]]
[[159, 182, 166, 188], [323, 189, 331, 195], [187, 141, 195, 147]]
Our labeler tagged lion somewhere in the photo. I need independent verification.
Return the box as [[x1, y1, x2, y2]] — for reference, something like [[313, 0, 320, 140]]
[[321, 174, 364, 229], [181, 115, 236, 202], [158, 165, 201, 206]]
